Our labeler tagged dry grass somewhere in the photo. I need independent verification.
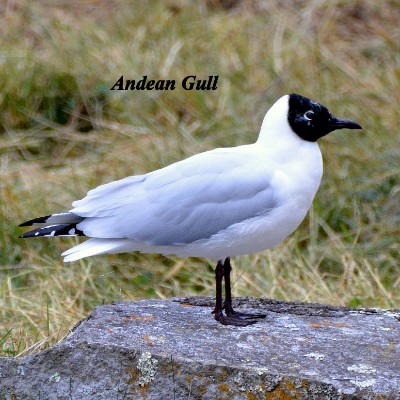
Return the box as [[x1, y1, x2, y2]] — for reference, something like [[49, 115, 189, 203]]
[[1, 0, 399, 356]]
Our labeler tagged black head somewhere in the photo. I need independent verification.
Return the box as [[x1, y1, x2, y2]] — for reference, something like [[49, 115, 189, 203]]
[[288, 93, 362, 142]]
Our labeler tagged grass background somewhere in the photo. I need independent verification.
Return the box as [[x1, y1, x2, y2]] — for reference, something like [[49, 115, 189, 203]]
[[1, 0, 399, 357]]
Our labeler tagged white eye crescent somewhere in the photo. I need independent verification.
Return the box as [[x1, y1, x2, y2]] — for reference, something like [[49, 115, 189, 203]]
[[304, 110, 314, 121]]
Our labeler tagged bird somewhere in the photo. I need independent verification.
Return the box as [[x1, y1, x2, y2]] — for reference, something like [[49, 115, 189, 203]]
[[19, 93, 362, 326]]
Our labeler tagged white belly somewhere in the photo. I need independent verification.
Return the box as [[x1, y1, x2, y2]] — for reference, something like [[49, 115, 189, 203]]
[[167, 145, 323, 259], [170, 193, 313, 259]]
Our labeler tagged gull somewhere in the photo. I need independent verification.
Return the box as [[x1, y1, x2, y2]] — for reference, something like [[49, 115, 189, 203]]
[[19, 94, 362, 326]]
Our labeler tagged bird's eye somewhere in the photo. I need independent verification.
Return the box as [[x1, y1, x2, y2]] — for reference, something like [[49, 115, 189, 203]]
[[304, 110, 314, 121]]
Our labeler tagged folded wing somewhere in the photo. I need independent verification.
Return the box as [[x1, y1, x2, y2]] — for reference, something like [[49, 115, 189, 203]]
[[72, 148, 278, 245]]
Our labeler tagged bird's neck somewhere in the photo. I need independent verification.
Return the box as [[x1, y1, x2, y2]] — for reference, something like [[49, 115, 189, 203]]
[[255, 97, 321, 166], [256, 95, 293, 144]]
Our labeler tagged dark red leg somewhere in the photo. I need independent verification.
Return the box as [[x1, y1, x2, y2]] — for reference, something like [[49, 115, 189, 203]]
[[212, 260, 225, 322], [223, 258, 266, 320], [213, 258, 266, 326]]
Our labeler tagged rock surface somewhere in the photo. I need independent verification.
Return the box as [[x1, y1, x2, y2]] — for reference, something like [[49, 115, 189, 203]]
[[1, 297, 399, 399]]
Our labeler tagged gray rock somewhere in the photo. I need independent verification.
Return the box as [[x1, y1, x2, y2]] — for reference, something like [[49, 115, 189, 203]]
[[1, 297, 399, 399]]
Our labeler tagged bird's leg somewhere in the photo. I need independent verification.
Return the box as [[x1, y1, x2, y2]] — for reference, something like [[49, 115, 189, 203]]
[[222, 257, 235, 314], [213, 258, 264, 326], [223, 258, 267, 320], [212, 260, 225, 322]]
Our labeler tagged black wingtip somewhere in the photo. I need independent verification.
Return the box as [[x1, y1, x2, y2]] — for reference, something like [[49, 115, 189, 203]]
[[18, 230, 41, 238], [19, 231, 37, 238], [19, 215, 52, 227], [18, 224, 85, 239]]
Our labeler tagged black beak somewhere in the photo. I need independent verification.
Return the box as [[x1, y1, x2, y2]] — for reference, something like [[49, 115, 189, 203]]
[[330, 117, 362, 130]]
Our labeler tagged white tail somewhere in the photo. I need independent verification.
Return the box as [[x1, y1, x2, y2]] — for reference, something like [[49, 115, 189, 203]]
[[62, 238, 129, 262]]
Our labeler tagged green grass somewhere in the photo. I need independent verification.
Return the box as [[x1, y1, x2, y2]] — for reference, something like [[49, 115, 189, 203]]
[[1, 0, 399, 356]]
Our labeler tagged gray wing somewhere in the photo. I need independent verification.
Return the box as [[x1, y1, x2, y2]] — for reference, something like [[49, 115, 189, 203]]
[[72, 148, 278, 245]]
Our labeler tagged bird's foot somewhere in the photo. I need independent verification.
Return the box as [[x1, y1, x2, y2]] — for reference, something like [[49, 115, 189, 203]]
[[213, 309, 258, 327], [224, 302, 266, 320], [212, 304, 266, 326]]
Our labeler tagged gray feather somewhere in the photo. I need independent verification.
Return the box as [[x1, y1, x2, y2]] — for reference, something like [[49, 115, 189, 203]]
[[72, 148, 278, 245]]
